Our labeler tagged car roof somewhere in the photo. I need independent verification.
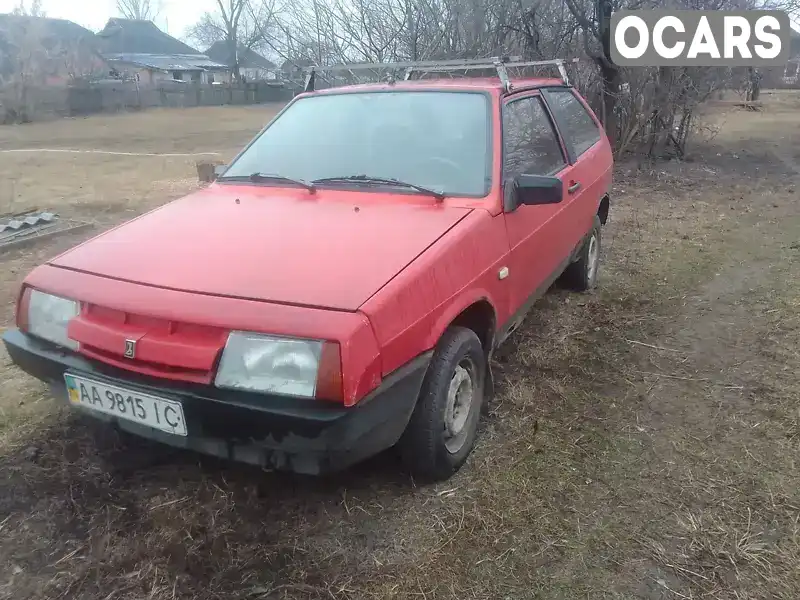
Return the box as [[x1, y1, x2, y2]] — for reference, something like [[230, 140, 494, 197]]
[[306, 77, 568, 96]]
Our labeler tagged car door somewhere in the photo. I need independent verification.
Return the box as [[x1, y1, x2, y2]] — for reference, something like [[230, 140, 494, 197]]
[[540, 88, 607, 248], [501, 93, 577, 313]]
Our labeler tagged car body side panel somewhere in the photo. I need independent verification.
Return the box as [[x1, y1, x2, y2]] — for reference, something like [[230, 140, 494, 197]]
[[502, 173, 574, 312], [562, 138, 613, 237], [545, 88, 614, 223], [22, 265, 383, 405], [499, 92, 573, 312], [360, 209, 512, 376], [502, 89, 613, 315]]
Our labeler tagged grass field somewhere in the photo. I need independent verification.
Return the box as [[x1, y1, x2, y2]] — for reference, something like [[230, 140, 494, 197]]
[[0, 94, 798, 600]]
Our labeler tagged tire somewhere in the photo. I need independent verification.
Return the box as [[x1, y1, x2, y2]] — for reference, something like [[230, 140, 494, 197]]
[[562, 215, 602, 292], [398, 327, 486, 482]]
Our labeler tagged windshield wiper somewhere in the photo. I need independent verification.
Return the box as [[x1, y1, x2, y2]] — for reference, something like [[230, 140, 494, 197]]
[[218, 172, 316, 193], [312, 174, 445, 201]]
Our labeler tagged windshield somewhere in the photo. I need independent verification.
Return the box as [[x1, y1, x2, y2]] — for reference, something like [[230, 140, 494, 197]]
[[222, 91, 491, 197]]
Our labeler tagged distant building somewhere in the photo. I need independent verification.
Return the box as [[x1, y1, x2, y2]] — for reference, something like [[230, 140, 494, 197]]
[[784, 58, 800, 85], [205, 42, 278, 81], [280, 58, 315, 79], [786, 30, 800, 84], [95, 18, 228, 84], [0, 14, 107, 85]]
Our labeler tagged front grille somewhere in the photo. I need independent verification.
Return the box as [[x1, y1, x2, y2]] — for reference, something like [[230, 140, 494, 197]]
[[80, 344, 214, 384], [70, 303, 228, 384]]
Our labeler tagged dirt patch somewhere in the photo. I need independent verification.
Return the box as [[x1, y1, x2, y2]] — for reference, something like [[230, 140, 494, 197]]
[[0, 96, 798, 599]]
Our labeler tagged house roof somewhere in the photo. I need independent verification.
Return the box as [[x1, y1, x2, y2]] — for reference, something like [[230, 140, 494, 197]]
[[281, 58, 315, 72], [0, 14, 96, 48], [105, 53, 227, 72], [205, 41, 276, 70], [96, 18, 200, 55], [95, 18, 226, 73], [0, 14, 100, 77]]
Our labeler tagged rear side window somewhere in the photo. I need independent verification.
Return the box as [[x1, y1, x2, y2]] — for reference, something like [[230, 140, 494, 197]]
[[545, 89, 602, 157], [502, 96, 565, 178]]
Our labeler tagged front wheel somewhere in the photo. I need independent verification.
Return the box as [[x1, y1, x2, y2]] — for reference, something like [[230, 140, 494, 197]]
[[562, 215, 602, 292], [398, 327, 485, 482]]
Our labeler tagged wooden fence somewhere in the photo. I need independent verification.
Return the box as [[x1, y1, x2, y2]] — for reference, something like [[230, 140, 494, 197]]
[[1, 81, 297, 123]]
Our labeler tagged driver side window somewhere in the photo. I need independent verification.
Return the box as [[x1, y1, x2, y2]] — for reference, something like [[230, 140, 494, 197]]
[[503, 96, 566, 179]]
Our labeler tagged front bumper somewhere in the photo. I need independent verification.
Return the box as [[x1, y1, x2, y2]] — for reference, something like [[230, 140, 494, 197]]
[[2, 328, 431, 475]]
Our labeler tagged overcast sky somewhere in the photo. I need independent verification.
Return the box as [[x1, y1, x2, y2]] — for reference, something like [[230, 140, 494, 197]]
[[1, 0, 798, 43], [0, 0, 216, 39]]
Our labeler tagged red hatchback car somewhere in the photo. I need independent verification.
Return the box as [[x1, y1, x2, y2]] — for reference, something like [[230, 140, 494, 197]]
[[3, 60, 612, 481]]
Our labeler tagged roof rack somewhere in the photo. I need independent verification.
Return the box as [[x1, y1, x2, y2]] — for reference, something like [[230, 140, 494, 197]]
[[301, 57, 578, 93]]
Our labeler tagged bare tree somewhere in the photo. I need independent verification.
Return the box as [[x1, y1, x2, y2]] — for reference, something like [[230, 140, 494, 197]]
[[0, 12, 49, 122], [61, 40, 107, 82], [210, 0, 251, 80], [12, 0, 45, 16], [262, 0, 800, 156], [185, 13, 228, 49], [2, 0, 107, 122], [186, 0, 280, 79], [116, 0, 160, 21]]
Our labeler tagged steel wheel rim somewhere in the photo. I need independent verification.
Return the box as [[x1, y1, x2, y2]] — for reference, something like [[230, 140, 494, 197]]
[[444, 359, 477, 454], [587, 234, 599, 284]]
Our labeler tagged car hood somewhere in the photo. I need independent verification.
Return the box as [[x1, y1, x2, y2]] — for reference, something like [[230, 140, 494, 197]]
[[50, 185, 473, 311]]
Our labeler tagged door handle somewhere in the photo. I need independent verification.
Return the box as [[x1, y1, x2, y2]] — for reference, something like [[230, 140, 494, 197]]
[[568, 182, 582, 194]]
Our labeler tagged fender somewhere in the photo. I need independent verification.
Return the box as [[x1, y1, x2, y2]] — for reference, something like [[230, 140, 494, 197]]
[[423, 289, 499, 351]]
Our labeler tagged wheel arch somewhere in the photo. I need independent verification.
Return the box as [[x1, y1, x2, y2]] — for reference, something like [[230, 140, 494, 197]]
[[423, 294, 499, 403], [425, 294, 498, 355], [598, 194, 610, 225]]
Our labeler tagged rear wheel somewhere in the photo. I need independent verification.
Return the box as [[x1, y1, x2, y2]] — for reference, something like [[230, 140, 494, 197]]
[[562, 215, 601, 292], [399, 327, 485, 482]]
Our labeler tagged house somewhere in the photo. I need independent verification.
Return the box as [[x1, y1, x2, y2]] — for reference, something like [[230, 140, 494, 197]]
[[280, 58, 314, 79], [95, 18, 228, 84], [785, 58, 800, 84], [784, 29, 800, 84], [0, 14, 107, 85], [204, 41, 278, 81]]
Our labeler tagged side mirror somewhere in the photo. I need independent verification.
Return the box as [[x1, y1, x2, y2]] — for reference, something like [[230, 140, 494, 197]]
[[196, 161, 228, 183], [505, 174, 563, 211]]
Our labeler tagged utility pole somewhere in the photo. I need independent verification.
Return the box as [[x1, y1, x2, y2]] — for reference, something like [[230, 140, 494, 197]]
[[596, 0, 616, 137], [597, 0, 613, 64]]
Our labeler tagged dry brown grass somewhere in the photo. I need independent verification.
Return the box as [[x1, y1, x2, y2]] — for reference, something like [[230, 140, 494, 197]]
[[0, 95, 799, 599], [0, 105, 283, 153], [0, 104, 282, 219]]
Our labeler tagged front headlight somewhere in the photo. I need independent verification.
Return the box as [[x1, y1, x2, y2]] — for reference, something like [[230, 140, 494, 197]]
[[215, 331, 339, 398], [25, 289, 80, 350]]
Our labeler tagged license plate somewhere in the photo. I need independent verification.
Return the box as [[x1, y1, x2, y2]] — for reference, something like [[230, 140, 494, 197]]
[[64, 373, 187, 436]]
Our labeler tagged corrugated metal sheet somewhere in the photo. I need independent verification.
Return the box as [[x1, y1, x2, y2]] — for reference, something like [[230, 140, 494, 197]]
[[0, 211, 93, 251], [105, 53, 228, 72], [0, 211, 57, 234], [205, 42, 277, 70]]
